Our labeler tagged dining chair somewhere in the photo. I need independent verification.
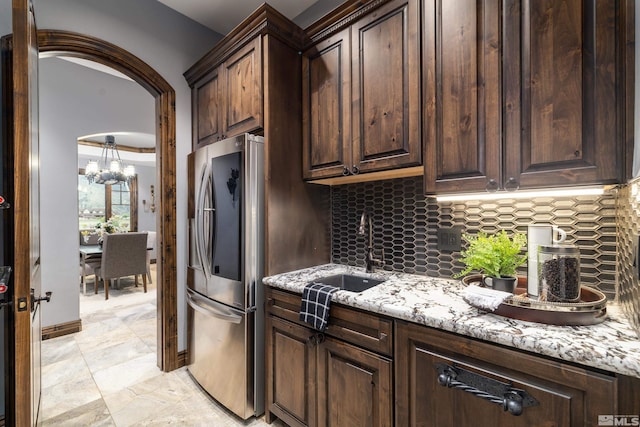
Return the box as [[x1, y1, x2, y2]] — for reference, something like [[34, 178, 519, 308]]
[[79, 230, 100, 245], [79, 230, 101, 294], [94, 232, 148, 300], [145, 231, 157, 284], [79, 258, 101, 294]]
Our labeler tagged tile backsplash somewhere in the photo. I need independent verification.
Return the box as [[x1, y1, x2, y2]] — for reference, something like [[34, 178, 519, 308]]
[[331, 176, 618, 300], [617, 178, 640, 331]]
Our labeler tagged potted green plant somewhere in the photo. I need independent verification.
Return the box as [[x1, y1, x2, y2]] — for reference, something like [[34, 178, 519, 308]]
[[455, 230, 527, 293]]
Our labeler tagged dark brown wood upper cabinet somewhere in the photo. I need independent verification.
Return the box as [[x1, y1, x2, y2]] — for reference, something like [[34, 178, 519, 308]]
[[190, 37, 263, 149], [504, 0, 625, 189], [303, 0, 421, 181], [222, 37, 263, 138], [351, 0, 421, 174], [195, 68, 222, 145], [424, 0, 631, 194], [302, 28, 352, 179], [423, 0, 502, 194]]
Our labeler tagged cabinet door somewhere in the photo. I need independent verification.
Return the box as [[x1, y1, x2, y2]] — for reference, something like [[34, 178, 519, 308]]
[[351, 0, 421, 174], [222, 37, 263, 137], [266, 316, 317, 427], [503, 0, 623, 189], [395, 321, 616, 427], [194, 67, 222, 148], [317, 336, 393, 427], [423, 0, 502, 194], [302, 28, 352, 179]]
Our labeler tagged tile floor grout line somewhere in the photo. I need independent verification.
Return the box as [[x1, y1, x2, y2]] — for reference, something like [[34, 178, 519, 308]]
[[40, 265, 281, 426], [75, 327, 117, 425]]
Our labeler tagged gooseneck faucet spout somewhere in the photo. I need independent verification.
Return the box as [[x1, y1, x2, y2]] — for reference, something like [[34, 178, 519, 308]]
[[358, 211, 384, 273]]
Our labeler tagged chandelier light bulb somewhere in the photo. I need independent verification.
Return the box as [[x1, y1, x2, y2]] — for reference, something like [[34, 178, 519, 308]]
[[110, 160, 121, 173], [85, 161, 98, 175]]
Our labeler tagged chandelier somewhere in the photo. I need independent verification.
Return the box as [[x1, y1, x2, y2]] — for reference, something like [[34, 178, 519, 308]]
[[85, 135, 135, 185]]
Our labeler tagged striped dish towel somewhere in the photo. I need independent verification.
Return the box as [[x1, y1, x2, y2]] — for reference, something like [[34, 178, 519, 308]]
[[299, 283, 339, 332]]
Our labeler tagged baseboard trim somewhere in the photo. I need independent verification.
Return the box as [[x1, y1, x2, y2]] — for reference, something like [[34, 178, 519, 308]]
[[177, 350, 188, 368], [42, 319, 82, 340]]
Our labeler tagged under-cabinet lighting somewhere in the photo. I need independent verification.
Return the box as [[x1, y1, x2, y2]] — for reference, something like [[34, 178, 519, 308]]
[[435, 186, 606, 202]]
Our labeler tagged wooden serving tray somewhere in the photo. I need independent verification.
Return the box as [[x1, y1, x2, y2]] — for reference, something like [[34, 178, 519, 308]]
[[462, 275, 608, 326]]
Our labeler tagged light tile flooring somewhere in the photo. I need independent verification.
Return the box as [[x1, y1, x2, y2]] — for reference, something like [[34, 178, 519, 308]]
[[39, 267, 284, 426]]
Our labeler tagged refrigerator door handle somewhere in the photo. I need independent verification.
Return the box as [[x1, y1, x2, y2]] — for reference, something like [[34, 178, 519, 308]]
[[195, 163, 212, 278], [187, 289, 242, 324], [248, 279, 256, 311]]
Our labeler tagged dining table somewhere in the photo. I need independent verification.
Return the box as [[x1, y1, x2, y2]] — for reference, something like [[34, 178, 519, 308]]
[[79, 244, 151, 294]]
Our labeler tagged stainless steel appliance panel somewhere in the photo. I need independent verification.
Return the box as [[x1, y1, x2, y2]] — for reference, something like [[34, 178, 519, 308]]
[[188, 147, 212, 297], [187, 288, 254, 419], [191, 135, 264, 309], [187, 133, 264, 418]]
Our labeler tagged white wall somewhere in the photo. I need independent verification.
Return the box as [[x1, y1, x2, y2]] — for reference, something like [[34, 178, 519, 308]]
[[0, 0, 9, 36], [135, 164, 158, 235], [40, 57, 156, 327], [34, 0, 221, 350]]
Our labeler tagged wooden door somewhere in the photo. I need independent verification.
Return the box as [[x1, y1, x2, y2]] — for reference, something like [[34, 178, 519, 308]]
[[265, 315, 317, 427], [503, 0, 624, 189], [2, 0, 42, 425], [193, 67, 222, 148], [395, 321, 617, 426], [222, 37, 262, 138], [351, 0, 420, 174], [317, 336, 392, 427], [423, 0, 502, 194], [302, 28, 352, 179]]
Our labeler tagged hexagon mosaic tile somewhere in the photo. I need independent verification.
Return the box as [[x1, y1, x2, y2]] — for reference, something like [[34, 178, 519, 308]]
[[617, 179, 640, 331], [331, 176, 618, 300]]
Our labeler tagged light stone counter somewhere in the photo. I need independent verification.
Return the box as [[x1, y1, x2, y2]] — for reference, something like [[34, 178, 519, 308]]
[[263, 263, 640, 379]]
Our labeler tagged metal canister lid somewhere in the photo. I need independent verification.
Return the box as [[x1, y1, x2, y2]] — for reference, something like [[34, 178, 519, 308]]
[[539, 244, 579, 255]]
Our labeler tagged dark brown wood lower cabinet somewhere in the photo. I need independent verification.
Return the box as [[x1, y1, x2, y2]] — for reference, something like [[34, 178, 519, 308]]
[[266, 315, 394, 427], [266, 286, 394, 427], [395, 321, 617, 427], [266, 316, 317, 427], [317, 336, 393, 427]]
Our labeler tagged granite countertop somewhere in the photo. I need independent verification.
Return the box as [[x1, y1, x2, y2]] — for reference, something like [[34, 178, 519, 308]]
[[262, 263, 640, 379]]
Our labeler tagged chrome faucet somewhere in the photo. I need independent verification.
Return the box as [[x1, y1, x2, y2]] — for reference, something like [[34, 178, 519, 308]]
[[358, 211, 384, 273]]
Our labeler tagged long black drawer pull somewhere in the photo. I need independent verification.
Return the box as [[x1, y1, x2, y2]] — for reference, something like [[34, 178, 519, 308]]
[[435, 363, 538, 416]]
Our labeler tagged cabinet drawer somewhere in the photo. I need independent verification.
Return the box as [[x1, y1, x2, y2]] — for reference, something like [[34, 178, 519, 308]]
[[266, 287, 393, 356], [395, 320, 617, 426]]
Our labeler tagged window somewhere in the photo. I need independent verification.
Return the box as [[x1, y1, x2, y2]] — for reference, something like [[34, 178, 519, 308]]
[[110, 182, 131, 217], [78, 171, 138, 231]]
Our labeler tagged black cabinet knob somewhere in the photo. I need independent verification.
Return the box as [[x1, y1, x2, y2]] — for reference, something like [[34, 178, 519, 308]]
[[351, 165, 360, 175], [503, 392, 524, 416], [342, 166, 350, 176]]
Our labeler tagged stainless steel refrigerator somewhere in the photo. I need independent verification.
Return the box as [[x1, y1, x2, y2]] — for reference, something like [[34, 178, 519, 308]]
[[187, 134, 264, 419]]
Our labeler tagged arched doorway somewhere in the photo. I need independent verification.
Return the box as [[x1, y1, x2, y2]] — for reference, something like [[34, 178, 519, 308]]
[[37, 30, 178, 371]]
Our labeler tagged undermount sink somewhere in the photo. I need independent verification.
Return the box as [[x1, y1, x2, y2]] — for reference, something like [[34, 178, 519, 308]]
[[315, 274, 385, 293]]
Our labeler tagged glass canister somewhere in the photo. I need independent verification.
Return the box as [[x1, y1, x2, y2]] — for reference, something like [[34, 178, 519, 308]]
[[538, 244, 581, 303]]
